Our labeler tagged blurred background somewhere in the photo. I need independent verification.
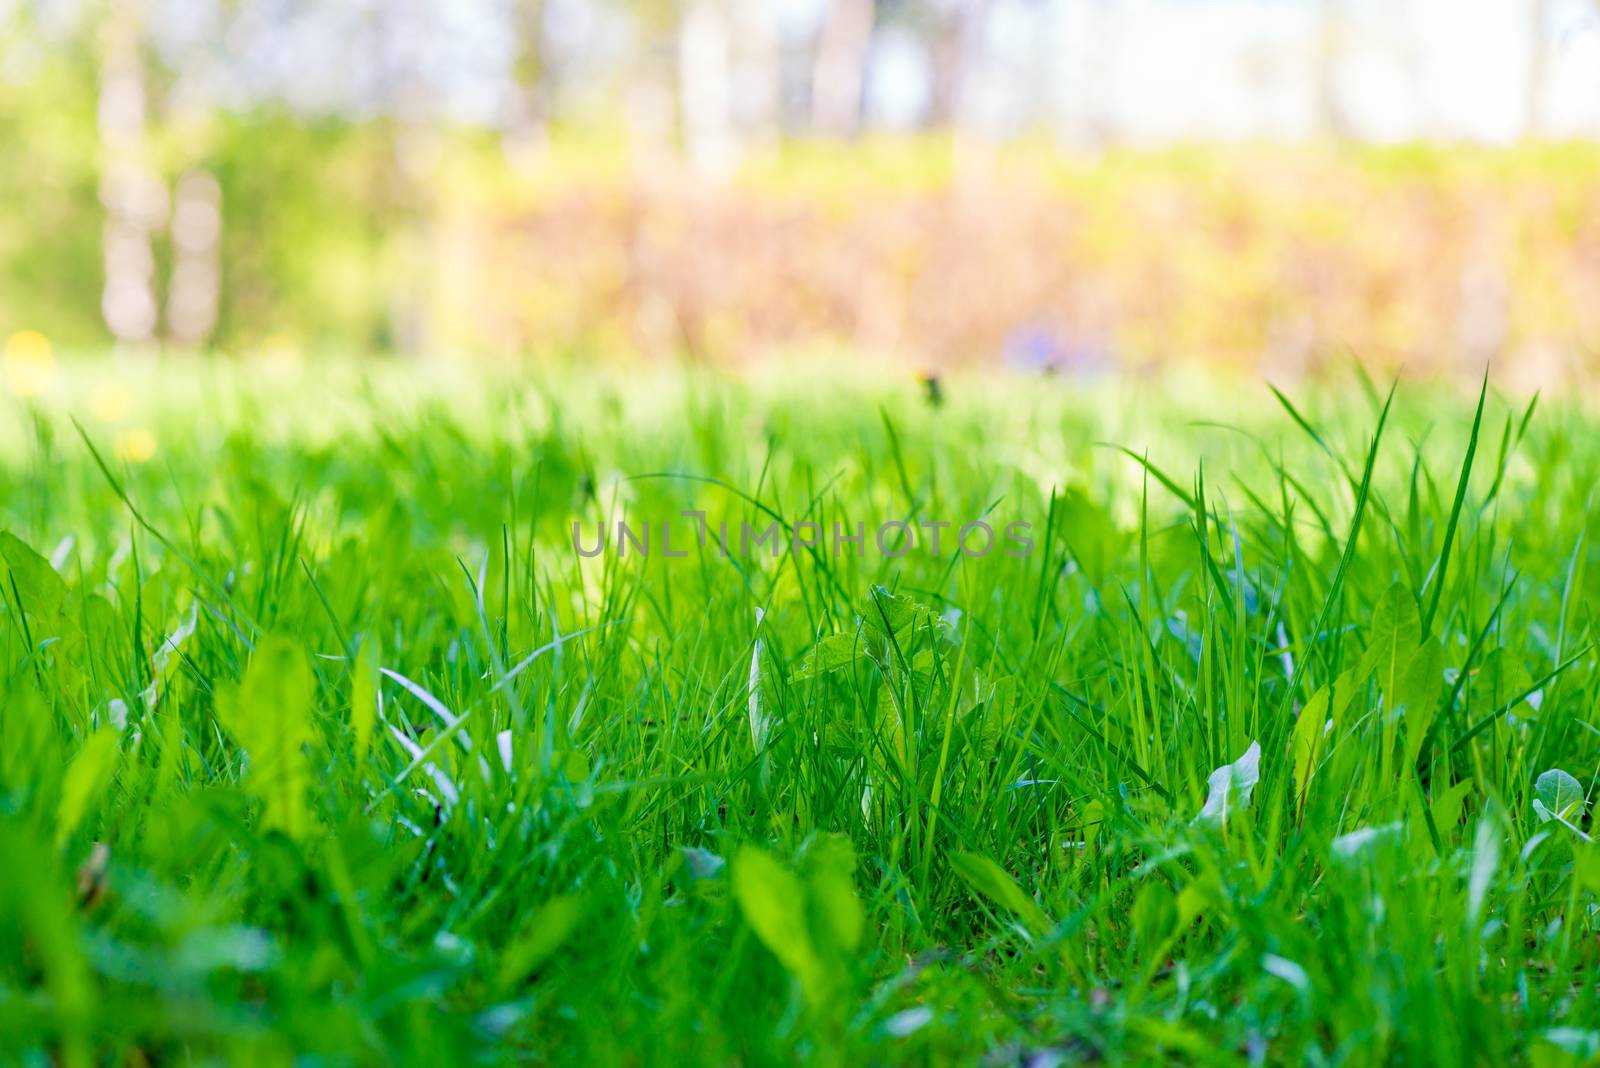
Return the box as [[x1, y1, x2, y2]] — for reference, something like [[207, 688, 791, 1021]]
[[4, 0, 1600, 384]]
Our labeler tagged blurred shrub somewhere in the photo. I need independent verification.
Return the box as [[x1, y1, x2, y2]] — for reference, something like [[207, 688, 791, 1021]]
[[4, 119, 1600, 377], [443, 140, 1600, 377]]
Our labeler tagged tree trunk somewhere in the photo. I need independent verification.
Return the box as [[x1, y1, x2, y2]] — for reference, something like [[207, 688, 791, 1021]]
[[679, 0, 737, 175], [811, 0, 876, 136], [504, 0, 549, 163], [98, 0, 163, 349], [1525, 0, 1550, 138], [1315, 0, 1350, 139], [928, 7, 967, 128], [732, 0, 782, 147], [166, 170, 222, 349]]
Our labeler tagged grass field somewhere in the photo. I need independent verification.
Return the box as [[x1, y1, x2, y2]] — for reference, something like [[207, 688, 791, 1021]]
[[2, 360, 1599, 1066]]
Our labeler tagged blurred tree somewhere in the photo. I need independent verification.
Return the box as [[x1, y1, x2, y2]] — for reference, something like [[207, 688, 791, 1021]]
[[156, 3, 228, 350], [0, 3, 103, 344], [926, 0, 980, 127], [506, 0, 551, 159], [619, 0, 681, 159], [679, 0, 737, 173], [1084, 0, 1123, 145], [164, 169, 221, 349], [731, 0, 782, 147], [812, 0, 877, 135], [97, 0, 164, 349], [1315, 0, 1351, 138], [1525, 0, 1550, 137]]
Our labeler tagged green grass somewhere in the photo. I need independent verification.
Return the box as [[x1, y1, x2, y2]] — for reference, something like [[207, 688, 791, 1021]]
[[2, 360, 1599, 1066]]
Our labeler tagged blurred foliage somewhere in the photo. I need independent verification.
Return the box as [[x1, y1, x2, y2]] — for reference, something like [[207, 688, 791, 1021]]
[[6, 68, 1600, 379]]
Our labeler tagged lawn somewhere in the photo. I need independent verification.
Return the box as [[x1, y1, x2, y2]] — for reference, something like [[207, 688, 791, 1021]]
[[2, 360, 1598, 1065]]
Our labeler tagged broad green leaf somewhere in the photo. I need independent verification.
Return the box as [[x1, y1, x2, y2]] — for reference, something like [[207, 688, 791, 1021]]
[[732, 845, 822, 989], [1404, 778, 1435, 865], [1356, 584, 1444, 768], [1431, 777, 1475, 835], [0, 822, 91, 1064], [0, 530, 68, 620], [818, 717, 865, 756], [861, 586, 941, 653], [732, 838, 862, 1003], [799, 832, 863, 957], [1534, 768, 1586, 825], [1399, 637, 1443, 765], [1, 682, 59, 796], [1479, 648, 1536, 721], [496, 895, 585, 990], [1395, 635, 1442, 711], [56, 727, 121, 848], [1131, 879, 1177, 951], [1176, 883, 1208, 928], [152, 696, 188, 796], [1359, 581, 1421, 685], [1080, 799, 1107, 846], [1291, 687, 1330, 813], [54, 592, 117, 693], [950, 851, 1050, 935], [862, 585, 924, 637], [1356, 585, 1420, 674], [1575, 843, 1600, 895], [1325, 665, 1364, 731], [217, 636, 318, 840], [1057, 488, 1119, 586], [793, 632, 866, 680], [559, 748, 590, 781]]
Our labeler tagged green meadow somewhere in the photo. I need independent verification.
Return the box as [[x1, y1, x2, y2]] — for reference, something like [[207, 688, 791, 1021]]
[[2, 361, 1598, 1065]]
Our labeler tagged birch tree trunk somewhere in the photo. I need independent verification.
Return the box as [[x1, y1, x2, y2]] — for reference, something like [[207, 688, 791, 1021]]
[[166, 170, 221, 349], [679, 0, 737, 175], [1315, 0, 1350, 138], [98, 0, 164, 349], [1525, 0, 1550, 138], [504, 0, 549, 166], [811, 0, 876, 136]]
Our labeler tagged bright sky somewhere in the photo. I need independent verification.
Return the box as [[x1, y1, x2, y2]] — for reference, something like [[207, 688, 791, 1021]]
[[15, 0, 1600, 140], [863, 0, 1600, 141]]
